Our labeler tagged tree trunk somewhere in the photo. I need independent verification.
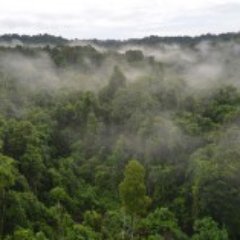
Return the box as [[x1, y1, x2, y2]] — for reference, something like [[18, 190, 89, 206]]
[[0, 189, 6, 240], [131, 215, 135, 240], [121, 212, 126, 240]]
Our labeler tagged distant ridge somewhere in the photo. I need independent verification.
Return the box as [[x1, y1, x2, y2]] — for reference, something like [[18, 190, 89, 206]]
[[0, 31, 240, 46], [89, 31, 240, 47], [0, 33, 68, 45]]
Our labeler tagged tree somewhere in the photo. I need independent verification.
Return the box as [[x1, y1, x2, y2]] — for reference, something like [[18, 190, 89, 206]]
[[83, 210, 102, 232], [119, 160, 151, 239], [188, 128, 240, 238], [5, 228, 48, 240], [99, 66, 126, 101], [109, 66, 126, 93], [192, 217, 229, 240], [0, 155, 16, 239], [139, 207, 188, 240], [0, 155, 16, 191], [125, 50, 144, 62]]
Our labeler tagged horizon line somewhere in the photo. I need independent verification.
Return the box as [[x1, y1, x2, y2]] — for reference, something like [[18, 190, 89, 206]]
[[0, 30, 239, 42]]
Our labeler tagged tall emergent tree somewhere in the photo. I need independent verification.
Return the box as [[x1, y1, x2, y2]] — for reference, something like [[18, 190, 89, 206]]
[[119, 160, 151, 239]]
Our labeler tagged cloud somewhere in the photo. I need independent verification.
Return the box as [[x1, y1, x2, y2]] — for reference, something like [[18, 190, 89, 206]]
[[160, 2, 240, 35], [0, 0, 239, 39]]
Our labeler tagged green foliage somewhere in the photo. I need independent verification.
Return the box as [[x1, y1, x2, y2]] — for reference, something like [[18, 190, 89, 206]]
[[99, 66, 126, 101], [119, 160, 151, 217], [0, 38, 239, 239], [139, 207, 188, 240], [83, 210, 102, 232], [5, 228, 48, 240], [125, 50, 144, 62], [188, 128, 240, 237], [50, 187, 70, 204], [192, 217, 229, 240], [101, 210, 124, 239], [66, 224, 100, 240], [0, 155, 16, 190]]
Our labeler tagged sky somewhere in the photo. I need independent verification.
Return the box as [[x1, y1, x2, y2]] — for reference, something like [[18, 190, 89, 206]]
[[0, 0, 239, 39]]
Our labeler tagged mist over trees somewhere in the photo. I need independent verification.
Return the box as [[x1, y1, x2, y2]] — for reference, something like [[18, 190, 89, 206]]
[[0, 32, 240, 239]]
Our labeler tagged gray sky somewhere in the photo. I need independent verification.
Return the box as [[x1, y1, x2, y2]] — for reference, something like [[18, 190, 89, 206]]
[[0, 0, 240, 39]]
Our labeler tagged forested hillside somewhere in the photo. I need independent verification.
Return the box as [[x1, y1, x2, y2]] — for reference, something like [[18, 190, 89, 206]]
[[0, 33, 240, 239]]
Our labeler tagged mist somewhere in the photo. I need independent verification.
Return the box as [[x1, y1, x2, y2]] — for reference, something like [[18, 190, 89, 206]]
[[1, 33, 240, 239]]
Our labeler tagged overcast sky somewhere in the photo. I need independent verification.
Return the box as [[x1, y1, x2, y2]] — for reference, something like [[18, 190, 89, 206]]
[[0, 0, 239, 39]]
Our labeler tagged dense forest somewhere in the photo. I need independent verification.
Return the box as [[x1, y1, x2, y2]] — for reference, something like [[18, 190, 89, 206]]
[[0, 33, 240, 239]]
